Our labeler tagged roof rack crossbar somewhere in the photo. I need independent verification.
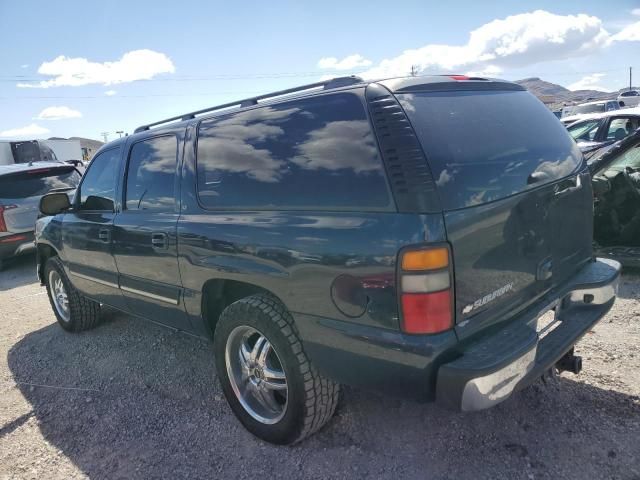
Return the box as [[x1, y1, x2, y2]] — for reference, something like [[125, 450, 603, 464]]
[[133, 75, 363, 133]]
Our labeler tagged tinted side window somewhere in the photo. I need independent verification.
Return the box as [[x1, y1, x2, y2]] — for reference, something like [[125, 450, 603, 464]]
[[125, 136, 177, 211], [196, 92, 392, 211], [79, 149, 119, 211]]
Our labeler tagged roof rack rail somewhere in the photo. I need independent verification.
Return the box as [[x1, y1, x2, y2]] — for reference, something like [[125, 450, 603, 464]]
[[133, 75, 364, 134]]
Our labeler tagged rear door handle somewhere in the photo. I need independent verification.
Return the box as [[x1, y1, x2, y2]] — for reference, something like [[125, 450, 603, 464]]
[[151, 232, 169, 250], [98, 228, 111, 243]]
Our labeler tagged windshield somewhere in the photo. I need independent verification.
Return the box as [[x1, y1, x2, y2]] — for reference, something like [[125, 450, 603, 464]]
[[573, 103, 606, 115], [568, 119, 602, 141], [0, 168, 81, 199], [398, 89, 582, 210], [607, 143, 640, 170]]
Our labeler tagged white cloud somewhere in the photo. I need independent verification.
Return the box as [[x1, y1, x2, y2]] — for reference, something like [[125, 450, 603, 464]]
[[465, 65, 503, 77], [17, 49, 175, 88], [35, 106, 82, 120], [20, 64, 29, 69], [359, 10, 611, 79], [610, 20, 640, 42], [104, 90, 117, 96], [0, 123, 50, 138], [568, 73, 609, 91], [317, 54, 372, 70], [632, 8, 640, 16]]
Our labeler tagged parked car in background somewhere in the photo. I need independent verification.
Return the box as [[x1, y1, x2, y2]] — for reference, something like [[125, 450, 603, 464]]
[[590, 129, 640, 266], [0, 162, 81, 270], [35, 75, 620, 445], [560, 100, 621, 125], [618, 90, 640, 108], [565, 108, 640, 157], [0, 140, 59, 165]]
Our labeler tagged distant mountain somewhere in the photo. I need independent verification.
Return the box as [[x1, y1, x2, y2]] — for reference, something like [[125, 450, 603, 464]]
[[515, 77, 571, 97], [514, 77, 613, 109], [514, 77, 640, 111]]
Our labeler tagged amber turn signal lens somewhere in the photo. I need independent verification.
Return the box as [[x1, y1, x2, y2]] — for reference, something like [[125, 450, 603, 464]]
[[401, 247, 449, 271]]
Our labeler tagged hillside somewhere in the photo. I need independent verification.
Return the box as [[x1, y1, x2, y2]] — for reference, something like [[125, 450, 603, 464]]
[[515, 77, 639, 111]]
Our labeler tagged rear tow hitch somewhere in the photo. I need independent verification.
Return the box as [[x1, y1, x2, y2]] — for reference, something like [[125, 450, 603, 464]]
[[556, 348, 583, 374]]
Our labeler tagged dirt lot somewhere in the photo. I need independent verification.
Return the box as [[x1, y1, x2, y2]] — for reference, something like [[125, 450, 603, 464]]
[[1, 254, 639, 479]]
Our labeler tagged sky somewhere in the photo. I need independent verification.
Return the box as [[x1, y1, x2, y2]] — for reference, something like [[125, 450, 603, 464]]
[[1, 0, 639, 141]]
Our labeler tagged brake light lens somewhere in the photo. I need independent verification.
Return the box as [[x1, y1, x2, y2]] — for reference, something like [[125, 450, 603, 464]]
[[0, 234, 27, 244], [0, 205, 17, 233], [401, 290, 452, 334], [450, 75, 470, 81], [399, 246, 453, 334]]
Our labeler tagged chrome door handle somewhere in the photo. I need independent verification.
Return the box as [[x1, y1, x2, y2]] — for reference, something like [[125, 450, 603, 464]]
[[98, 228, 111, 243], [151, 232, 168, 250]]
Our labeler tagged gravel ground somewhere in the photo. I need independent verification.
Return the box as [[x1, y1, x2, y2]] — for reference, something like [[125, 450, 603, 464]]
[[1, 254, 639, 479]]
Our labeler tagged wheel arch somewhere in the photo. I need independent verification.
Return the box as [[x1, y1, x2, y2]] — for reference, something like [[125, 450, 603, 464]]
[[201, 278, 287, 339], [37, 242, 59, 285]]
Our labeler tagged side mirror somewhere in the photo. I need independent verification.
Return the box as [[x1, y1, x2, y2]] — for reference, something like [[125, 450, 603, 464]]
[[40, 192, 71, 216]]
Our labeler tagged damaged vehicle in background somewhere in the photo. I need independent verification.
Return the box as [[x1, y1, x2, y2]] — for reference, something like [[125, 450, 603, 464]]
[[590, 130, 640, 267], [565, 108, 640, 158], [560, 100, 621, 126]]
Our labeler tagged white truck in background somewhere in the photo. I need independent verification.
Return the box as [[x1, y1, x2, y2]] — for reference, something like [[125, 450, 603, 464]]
[[40, 139, 83, 165], [0, 139, 83, 166]]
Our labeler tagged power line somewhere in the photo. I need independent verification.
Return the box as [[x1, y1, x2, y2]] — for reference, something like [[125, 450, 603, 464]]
[[0, 91, 265, 99]]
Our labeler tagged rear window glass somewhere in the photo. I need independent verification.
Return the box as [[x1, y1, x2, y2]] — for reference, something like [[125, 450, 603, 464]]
[[10, 141, 41, 164], [398, 90, 582, 210], [196, 92, 393, 211], [0, 168, 81, 199]]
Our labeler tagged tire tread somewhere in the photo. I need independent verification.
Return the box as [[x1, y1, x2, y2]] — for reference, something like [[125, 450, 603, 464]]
[[221, 294, 339, 443]]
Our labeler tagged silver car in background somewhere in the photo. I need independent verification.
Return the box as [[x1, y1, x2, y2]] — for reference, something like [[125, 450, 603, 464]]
[[618, 90, 640, 108], [0, 162, 81, 270]]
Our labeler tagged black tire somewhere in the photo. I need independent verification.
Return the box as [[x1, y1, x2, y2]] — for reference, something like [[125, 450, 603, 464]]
[[44, 256, 102, 332], [214, 294, 339, 444]]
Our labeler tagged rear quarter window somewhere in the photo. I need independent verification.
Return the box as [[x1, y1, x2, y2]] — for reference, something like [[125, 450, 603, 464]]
[[398, 90, 582, 210], [196, 92, 393, 211]]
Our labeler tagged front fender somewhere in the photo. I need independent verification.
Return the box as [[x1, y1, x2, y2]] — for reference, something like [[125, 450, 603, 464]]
[[35, 215, 64, 284]]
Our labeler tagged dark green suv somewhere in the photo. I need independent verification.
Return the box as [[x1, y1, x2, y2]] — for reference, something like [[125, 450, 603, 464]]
[[36, 75, 621, 444]]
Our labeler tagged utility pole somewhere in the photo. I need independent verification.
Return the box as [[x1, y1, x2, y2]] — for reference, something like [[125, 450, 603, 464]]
[[101, 132, 109, 142], [116, 130, 124, 138], [410, 65, 419, 77]]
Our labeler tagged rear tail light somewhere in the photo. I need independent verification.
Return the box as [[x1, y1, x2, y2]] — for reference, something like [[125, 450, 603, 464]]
[[0, 234, 27, 244], [398, 246, 453, 334], [0, 205, 17, 233]]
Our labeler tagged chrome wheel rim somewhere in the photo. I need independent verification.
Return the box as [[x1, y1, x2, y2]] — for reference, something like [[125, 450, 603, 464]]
[[48, 270, 70, 322], [225, 326, 288, 424]]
